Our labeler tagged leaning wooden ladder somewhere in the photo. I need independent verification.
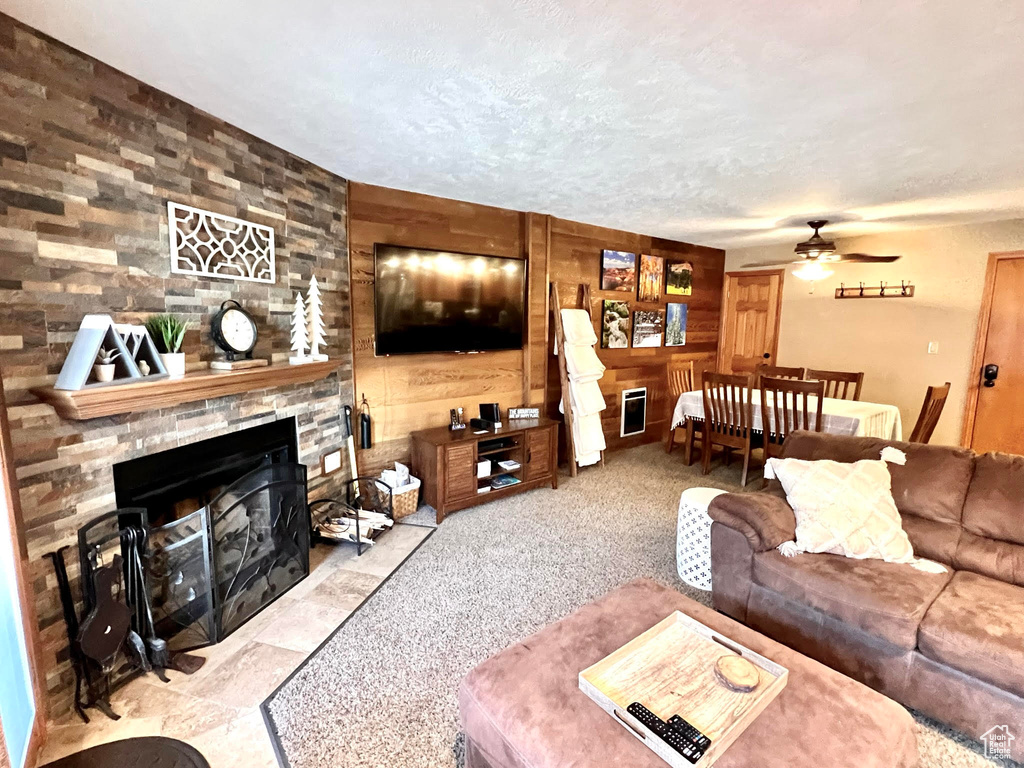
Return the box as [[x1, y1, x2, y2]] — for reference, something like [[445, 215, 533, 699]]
[[551, 281, 605, 477]]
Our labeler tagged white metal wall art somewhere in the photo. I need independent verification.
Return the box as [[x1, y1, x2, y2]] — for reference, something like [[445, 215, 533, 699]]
[[168, 202, 276, 284]]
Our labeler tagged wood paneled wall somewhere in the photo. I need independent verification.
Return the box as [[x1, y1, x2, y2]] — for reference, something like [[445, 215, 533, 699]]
[[349, 184, 725, 469], [348, 183, 533, 470], [546, 218, 725, 452]]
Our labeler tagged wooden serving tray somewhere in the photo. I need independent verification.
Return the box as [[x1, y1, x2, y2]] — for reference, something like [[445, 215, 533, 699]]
[[579, 611, 788, 767]]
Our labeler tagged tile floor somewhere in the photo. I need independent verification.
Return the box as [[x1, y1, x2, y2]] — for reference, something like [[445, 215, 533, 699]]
[[37, 522, 434, 768]]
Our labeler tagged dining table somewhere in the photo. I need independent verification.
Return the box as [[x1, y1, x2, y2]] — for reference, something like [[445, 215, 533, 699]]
[[671, 388, 903, 449]]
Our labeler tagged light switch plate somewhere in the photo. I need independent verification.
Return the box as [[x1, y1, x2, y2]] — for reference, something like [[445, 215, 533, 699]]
[[927, 341, 939, 355], [322, 449, 342, 475]]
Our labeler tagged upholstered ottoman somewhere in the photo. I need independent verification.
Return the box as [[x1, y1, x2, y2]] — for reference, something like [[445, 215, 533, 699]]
[[460, 579, 918, 768]]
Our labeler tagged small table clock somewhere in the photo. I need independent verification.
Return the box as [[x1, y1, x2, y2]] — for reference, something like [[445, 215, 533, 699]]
[[210, 300, 266, 370]]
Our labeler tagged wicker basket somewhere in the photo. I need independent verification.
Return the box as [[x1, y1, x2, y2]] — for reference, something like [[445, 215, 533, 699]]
[[390, 477, 421, 519]]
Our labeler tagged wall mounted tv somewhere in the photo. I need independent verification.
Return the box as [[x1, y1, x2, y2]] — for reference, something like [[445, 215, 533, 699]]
[[374, 244, 527, 356]]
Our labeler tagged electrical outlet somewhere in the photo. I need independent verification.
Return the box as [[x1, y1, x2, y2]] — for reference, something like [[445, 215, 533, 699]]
[[927, 341, 939, 355], [322, 449, 342, 474]]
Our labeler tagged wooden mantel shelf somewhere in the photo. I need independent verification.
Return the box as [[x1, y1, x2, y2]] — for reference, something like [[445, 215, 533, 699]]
[[32, 360, 339, 420]]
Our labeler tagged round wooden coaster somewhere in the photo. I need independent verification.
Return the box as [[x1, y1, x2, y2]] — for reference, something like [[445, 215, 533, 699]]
[[714, 655, 759, 693]]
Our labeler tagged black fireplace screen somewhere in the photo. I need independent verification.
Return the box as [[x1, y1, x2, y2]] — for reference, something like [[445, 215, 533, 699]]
[[113, 419, 310, 651], [211, 463, 309, 639], [145, 463, 309, 650], [147, 506, 215, 651]]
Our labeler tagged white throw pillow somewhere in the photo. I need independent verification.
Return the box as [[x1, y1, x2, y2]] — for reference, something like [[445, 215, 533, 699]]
[[766, 448, 919, 564]]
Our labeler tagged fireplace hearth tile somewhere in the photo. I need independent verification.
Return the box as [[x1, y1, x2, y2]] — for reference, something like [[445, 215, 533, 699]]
[[254, 599, 352, 653], [38, 522, 434, 765], [188, 709, 278, 768], [305, 569, 383, 611], [37, 715, 165, 765], [186, 640, 306, 709], [336, 522, 435, 578]]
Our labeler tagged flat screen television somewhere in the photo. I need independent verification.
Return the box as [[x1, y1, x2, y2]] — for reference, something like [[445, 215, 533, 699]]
[[374, 244, 527, 356]]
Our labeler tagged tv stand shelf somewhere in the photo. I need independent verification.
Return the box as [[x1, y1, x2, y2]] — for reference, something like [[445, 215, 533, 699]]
[[410, 418, 558, 523]]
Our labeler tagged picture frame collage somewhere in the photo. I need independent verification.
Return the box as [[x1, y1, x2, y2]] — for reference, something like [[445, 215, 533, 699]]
[[599, 249, 691, 350]]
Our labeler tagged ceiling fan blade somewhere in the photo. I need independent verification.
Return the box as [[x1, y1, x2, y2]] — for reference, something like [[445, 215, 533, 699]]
[[741, 259, 800, 268], [837, 253, 901, 263]]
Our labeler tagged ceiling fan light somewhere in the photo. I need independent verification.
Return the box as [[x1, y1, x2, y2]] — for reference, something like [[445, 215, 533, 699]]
[[793, 262, 834, 282]]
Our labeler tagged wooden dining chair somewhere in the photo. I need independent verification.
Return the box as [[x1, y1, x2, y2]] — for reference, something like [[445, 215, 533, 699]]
[[701, 372, 756, 486], [805, 368, 864, 401], [755, 364, 805, 385], [760, 376, 825, 465], [665, 361, 698, 458], [909, 382, 951, 443]]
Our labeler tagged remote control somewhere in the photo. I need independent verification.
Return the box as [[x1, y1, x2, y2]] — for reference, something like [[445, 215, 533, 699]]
[[626, 703, 711, 764], [668, 715, 712, 751]]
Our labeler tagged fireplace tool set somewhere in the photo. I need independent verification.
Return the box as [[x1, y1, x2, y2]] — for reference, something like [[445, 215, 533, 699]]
[[47, 508, 205, 723]]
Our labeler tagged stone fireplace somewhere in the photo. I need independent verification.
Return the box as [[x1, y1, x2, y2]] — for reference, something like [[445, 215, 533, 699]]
[[0, 14, 354, 716], [113, 419, 310, 649]]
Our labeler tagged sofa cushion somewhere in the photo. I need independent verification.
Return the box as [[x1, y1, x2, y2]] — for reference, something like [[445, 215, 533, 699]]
[[899, 514, 961, 566], [919, 571, 1024, 698], [961, 452, 1024, 545], [954, 531, 1024, 588], [782, 432, 974, 525], [753, 549, 951, 649]]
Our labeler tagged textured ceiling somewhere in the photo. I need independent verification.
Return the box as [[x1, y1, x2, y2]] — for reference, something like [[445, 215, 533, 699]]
[[5, 0, 1024, 247]]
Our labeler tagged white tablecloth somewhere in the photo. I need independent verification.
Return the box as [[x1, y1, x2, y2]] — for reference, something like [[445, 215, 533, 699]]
[[671, 389, 903, 441]]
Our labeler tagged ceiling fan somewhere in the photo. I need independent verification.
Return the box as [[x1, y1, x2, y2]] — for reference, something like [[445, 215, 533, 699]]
[[744, 220, 900, 280]]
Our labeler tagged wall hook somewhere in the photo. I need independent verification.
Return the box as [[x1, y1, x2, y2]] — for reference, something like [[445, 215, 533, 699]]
[[879, 281, 887, 296]]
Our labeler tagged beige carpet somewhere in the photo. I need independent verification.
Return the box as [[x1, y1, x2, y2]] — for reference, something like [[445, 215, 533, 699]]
[[265, 444, 1011, 767]]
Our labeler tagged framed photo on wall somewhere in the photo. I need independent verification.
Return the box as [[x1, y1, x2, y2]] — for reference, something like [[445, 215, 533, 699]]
[[666, 261, 693, 295], [637, 253, 664, 302], [632, 309, 664, 348], [601, 300, 631, 349], [665, 303, 688, 346], [600, 250, 637, 292]]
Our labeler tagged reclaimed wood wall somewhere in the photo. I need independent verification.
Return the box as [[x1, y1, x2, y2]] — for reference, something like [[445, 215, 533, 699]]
[[349, 185, 725, 469], [0, 14, 353, 715]]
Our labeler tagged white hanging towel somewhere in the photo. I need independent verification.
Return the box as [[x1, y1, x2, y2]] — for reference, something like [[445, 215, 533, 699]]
[[572, 411, 606, 466], [558, 380, 606, 418], [560, 308, 598, 346], [563, 344, 605, 383]]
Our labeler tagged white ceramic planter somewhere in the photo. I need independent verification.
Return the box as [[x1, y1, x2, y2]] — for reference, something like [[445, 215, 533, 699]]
[[161, 352, 186, 378], [93, 363, 116, 383]]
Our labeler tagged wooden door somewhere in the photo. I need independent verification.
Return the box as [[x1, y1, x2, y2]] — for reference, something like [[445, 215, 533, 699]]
[[443, 444, 477, 503], [524, 427, 553, 482], [718, 270, 785, 374], [963, 252, 1024, 454]]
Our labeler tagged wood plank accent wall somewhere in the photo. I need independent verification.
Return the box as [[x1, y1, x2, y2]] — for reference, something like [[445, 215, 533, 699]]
[[546, 218, 725, 452], [348, 183, 530, 471], [0, 15, 353, 716], [349, 185, 725, 469]]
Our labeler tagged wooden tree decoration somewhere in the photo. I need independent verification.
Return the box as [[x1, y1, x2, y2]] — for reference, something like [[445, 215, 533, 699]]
[[306, 275, 328, 361], [289, 291, 310, 365]]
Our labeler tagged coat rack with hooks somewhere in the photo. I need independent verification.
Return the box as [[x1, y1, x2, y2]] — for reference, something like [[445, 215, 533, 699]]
[[835, 281, 915, 299]]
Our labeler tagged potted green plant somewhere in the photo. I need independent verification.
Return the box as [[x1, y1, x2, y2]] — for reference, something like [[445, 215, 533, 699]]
[[145, 314, 191, 378], [93, 346, 119, 383]]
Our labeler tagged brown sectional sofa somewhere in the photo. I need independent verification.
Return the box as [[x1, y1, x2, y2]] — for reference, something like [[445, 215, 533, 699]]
[[709, 431, 1024, 761]]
